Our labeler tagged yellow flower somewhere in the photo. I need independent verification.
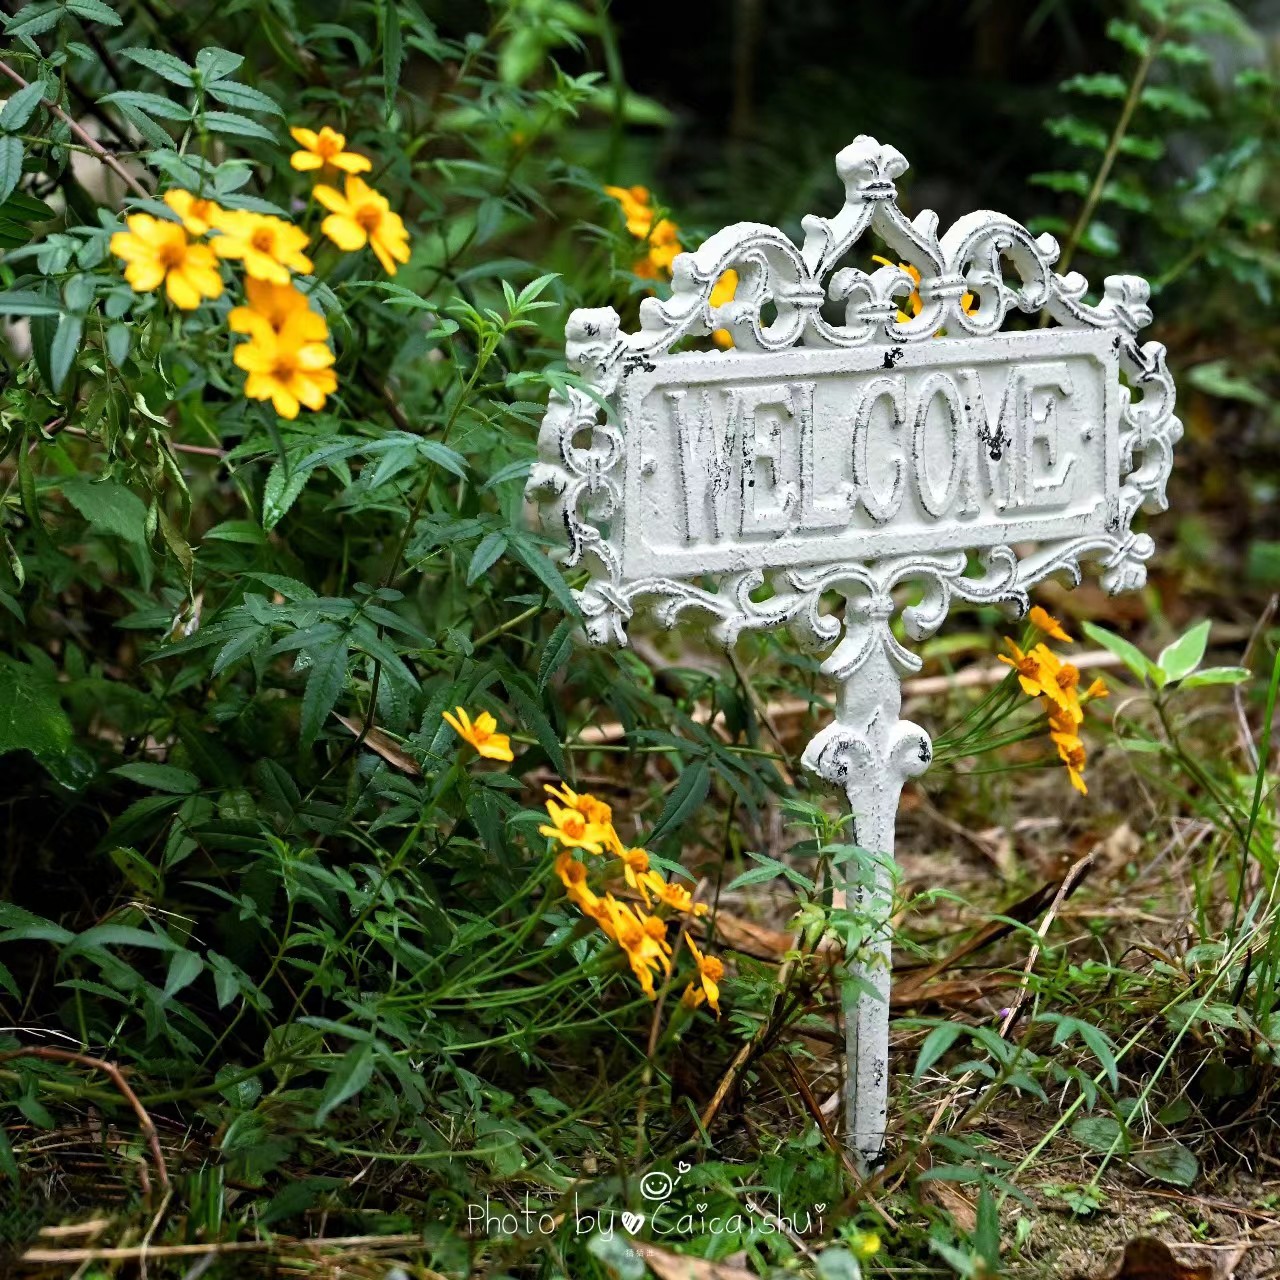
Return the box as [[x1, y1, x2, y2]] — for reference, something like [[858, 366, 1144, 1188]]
[[313, 175, 411, 275], [110, 214, 223, 310], [229, 277, 327, 342], [1053, 731, 1089, 794], [605, 184, 684, 280], [651, 877, 708, 918], [289, 125, 372, 175], [212, 210, 313, 283], [681, 982, 706, 1011], [871, 255, 978, 325], [1084, 677, 1109, 701], [997, 638, 1051, 699], [605, 897, 670, 998], [1029, 605, 1073, 643], [619, 847, 657, 902], [540, 798, 608, 855], [441, 706, 515, 762], [233, 311, 336, 419], [163, 189, 223, 237], [684, 933, 724, 1016], [852, 1231, 881, 1259], [710, 269, 737, 349], [555, 850, 602, 916]]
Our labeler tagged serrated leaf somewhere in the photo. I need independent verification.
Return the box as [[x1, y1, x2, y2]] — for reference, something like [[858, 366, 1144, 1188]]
[[261, 460, 314, 530], [100, 90, 192, 122], [648, 761, 710, 843], [121, 47, 195, 87], [201, 111, 277, 142], [507, 533, 579, 617], [65, 0, 123, 24], [380, 0, 402, 119], [0, 661, 70, 758], [204, 80, 283, 116], [195, 48, 244, 81], [467, 531, 507, 585], [300, 640, 349, 747], [0, 80, 45, 131], [538, 617, 576, 691], [0, 136, 23, 206], [1157, 620, 1211, 683], [61, 477, 148, 544], [1106, 18, 1151, 56]]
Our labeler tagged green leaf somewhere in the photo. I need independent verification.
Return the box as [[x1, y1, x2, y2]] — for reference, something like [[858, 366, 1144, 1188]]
[[1180, 666, 1250, 689], [48, 312, 82, 393], [4, 4, 62, 39], [1072, 1114, 1131, 1154], [106, 322, 129, 365], [538, 617, 576, 691], [1106, 18, 1151, 56], [204, 81, 283, 116], [1081, 221, 1120, 257], [65, 0, 123, 24], [315, 1042, 375, 1124], [1028, 170, 1089, 196], [0, 80, 45, 130], [1157, 619, 1211, 684], [100, 90, 192, 122], [1187, 359, 1270, 407], [163, 949, 203, 997], [467, 531, 507, 585], [0, 661, 70, 758], [0, 289, 60, 316], [913, 1022, 965, 1080], [1061, 73, 1128, 98], [1081, 621, 1155, 683], [121, 48, 195, 87], [200, 111, 278, 142], [300, 640, 349, 747], [380, 0, 403, 119], [0, 136, 23, 205], [507, 533, 579, 617], [194, 47, 245, 81], [1132, 1141, 1198, 1187], [1139, 85, 1210, 120], [261, 460, 314, 530], [61, 477, 149, 545], [111, 763, 200, 794], [648, 761, 710, 844]]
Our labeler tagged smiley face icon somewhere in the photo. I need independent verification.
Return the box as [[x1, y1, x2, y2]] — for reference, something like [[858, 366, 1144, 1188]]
[[639, 1170, 677, 1201]]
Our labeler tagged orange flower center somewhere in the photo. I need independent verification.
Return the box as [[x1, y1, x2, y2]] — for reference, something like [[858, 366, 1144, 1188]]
[[270, 351, 299, 381], [252, 227, 276, 253], [157, 239, 186, 269], [355, 203, 382, 232], [702, 957, 724, 982], [562, 813, 586, 839]]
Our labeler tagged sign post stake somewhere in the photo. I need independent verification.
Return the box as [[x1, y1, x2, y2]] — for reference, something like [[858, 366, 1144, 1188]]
[[528, 135, 1180, 1169]]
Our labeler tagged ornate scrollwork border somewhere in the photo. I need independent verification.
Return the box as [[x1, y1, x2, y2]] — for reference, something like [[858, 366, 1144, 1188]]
[[527, 134, 1181, 655]]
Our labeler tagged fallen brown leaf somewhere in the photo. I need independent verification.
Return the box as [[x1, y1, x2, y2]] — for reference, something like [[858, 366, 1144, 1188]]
[[1072, 1238, 1215, 1280], [333, 714, 421, 775], [920, 1179, 977, 1232], [634, 1241, 758, 1280]]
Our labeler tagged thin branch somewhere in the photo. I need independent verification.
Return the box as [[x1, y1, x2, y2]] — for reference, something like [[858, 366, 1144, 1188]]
[[0, 1046, 170, 1197], [0, 59, 150, 201]]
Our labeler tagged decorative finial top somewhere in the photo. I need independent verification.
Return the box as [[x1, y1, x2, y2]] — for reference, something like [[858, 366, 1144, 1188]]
[[835, 135, 909, 200]]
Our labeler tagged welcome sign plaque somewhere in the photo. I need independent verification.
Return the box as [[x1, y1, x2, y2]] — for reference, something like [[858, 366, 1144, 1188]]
[[529, 136, 1180, 1169]]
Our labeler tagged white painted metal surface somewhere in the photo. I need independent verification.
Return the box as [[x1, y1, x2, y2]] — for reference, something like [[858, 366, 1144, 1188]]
[[527, 135, 1180, 1171]]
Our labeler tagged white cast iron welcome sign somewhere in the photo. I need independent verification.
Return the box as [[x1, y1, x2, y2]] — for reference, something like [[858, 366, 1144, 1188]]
[[528, 136, 1180, 1169]]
